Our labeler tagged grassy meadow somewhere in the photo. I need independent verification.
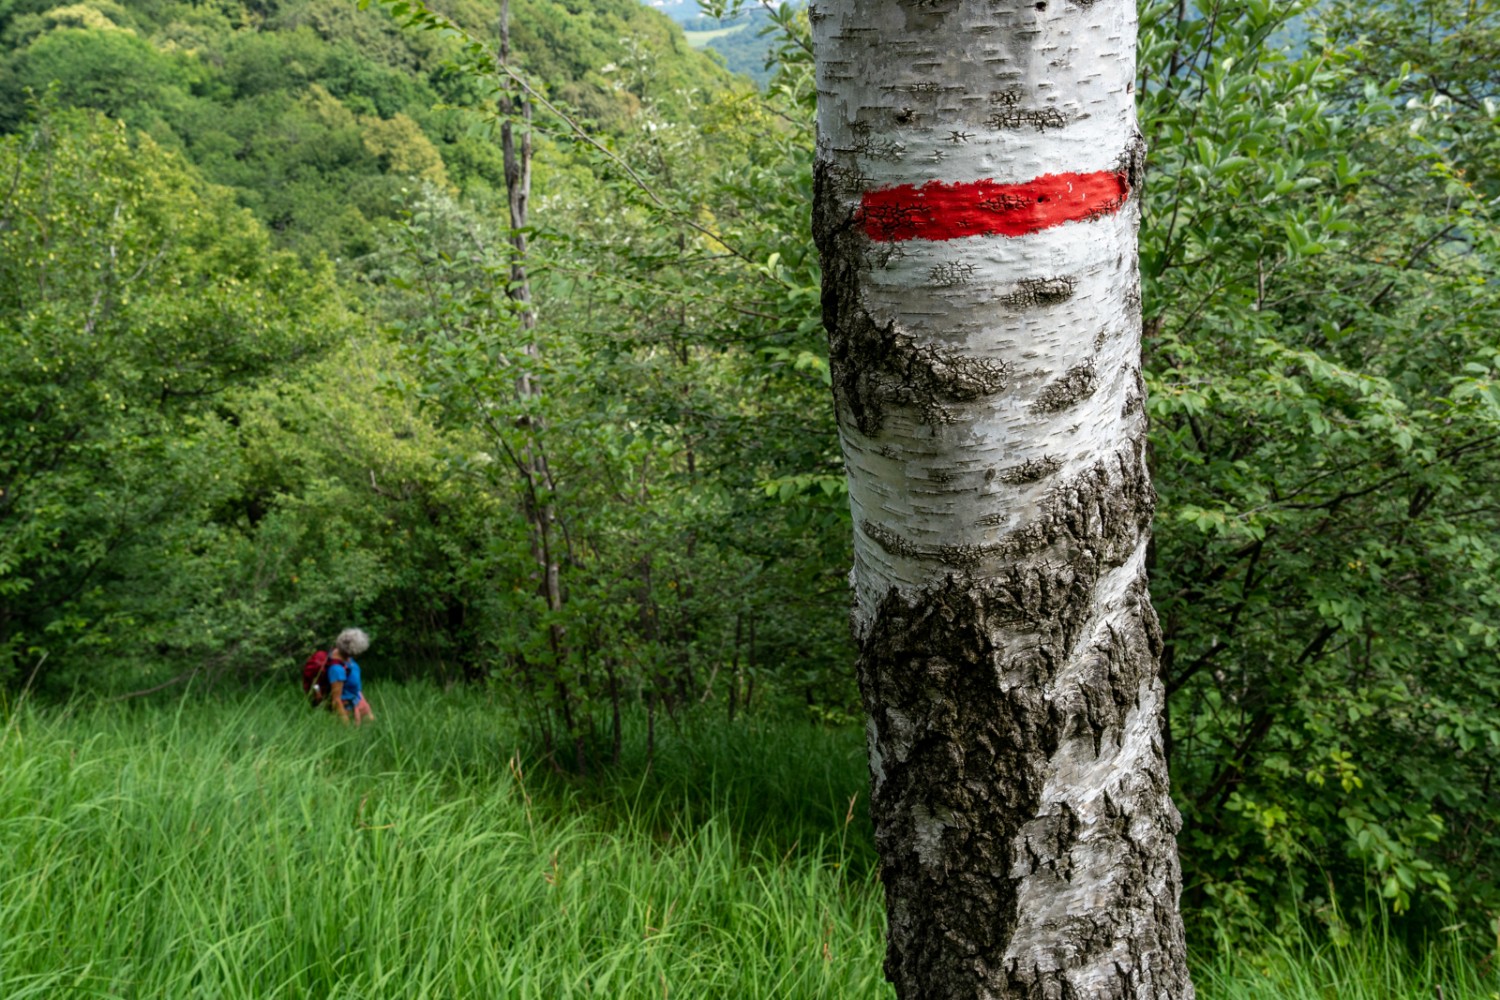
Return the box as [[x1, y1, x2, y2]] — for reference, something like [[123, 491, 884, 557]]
[[1, 684, 1495, 999]]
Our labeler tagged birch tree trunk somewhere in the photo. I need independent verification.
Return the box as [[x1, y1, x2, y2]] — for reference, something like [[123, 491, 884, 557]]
[[811, 2, 1194, 997]]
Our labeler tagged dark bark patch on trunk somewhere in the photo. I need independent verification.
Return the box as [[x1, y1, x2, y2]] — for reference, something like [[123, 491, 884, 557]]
[[823, 160, 876, 195], [996, 454, 1063, 485], [931, 261, 979, 287], [1121, 133, 1148, 201], [1035, 358, 1099, 413], [864, 519, 924, 560], [865, 450, 1154, 574], [1122, 366, 1146, 418], [858, 445, 1189, 999], [863, 519, 1005, 568], [852, 133, 909, 162], [1000, 448, 1155, 565], [872, 334, 1016, 428], [1000, 276, 1077, 308], [985, 93, 1069, 131], [816, 162, 1016, 433]]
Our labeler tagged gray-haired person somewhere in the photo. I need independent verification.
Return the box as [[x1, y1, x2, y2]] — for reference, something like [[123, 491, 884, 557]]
[[327, 627, 374, 725]]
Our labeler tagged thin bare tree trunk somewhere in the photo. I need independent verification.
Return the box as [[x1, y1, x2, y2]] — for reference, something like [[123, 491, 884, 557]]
[[729, 611, 742, 722], [812, 1, 1193, 997], [499, 0, 566, 658]]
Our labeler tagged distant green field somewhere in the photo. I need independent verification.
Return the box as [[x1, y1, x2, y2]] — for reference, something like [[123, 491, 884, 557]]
[[683, 22, 749, 47], [2, 686, 1495, 998]]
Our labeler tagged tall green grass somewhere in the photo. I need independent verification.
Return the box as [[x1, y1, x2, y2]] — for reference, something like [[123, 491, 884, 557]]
[[1200, 923, 1498, 1000], [1, 684, 1494, 998], [0, 686, 887, 998]]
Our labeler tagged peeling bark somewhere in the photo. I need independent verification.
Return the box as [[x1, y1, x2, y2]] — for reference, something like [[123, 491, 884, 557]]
[[812, 0, 1193, 996]]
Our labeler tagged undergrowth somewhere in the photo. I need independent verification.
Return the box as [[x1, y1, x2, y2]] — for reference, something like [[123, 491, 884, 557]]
[[0, 683, 1493, 998]]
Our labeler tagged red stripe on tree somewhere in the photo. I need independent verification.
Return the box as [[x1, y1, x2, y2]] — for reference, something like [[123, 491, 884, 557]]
[[859, 170, 1130, 242]]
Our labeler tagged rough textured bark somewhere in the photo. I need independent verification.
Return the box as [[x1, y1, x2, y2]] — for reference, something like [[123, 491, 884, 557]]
[[811, 2, 1194, 997]]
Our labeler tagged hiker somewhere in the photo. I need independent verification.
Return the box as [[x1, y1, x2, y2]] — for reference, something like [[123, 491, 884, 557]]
[[327, 627, 375, 725]]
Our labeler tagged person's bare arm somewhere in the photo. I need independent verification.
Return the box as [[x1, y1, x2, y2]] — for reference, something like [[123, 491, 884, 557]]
[[330, 680, 349, 723]]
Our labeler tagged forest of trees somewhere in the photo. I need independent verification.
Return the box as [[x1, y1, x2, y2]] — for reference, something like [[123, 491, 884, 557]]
[[2, 0, 1498, 958]]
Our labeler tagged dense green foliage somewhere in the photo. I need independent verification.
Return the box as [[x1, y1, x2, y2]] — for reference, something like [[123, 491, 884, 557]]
[[0, 0, 757, 696], [2, 690, 1495, 997], [0, 0, 729, 256], [1139, 0, 1500, 933], [0, 112, 348, 682], [1, 0, 1498, 962]]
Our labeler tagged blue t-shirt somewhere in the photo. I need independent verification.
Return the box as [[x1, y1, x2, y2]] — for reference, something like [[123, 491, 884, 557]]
[[328, 659, 362, 706]]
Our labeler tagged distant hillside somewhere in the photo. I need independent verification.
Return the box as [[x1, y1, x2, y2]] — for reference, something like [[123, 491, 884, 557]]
[[682, 8, 775, 87], [0, 0, 734, 258]]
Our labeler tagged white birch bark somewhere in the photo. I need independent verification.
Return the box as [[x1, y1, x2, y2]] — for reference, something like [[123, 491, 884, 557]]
[[811, 1, 1194, 997]]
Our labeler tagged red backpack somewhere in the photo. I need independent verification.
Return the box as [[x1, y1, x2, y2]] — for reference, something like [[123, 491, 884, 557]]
[[302, 649, 331, 701]]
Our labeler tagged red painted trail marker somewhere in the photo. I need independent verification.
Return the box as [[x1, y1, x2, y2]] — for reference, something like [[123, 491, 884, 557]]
[[859, 170, 1130, 242]]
